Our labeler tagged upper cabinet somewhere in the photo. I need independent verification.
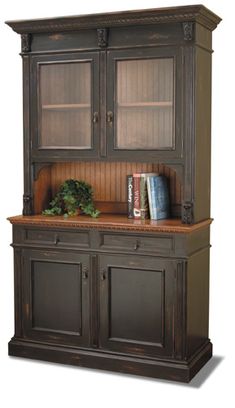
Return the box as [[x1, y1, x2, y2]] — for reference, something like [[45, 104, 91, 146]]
[[6, 5, 221, 222], [6, 5, 221, 164]]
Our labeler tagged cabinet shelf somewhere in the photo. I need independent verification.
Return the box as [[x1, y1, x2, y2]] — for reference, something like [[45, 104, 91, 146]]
[[118, 101, 173, 108], [42, 103, 90, 110]]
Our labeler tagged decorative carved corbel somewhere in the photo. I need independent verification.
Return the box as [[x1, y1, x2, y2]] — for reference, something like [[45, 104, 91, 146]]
[[23, 194, 32, 215], [33, 163, 51, 181], [182, 22, 194, 41], [182, 201, 194, 224], [97, 28, 108, 48], [21, 33, 31, 52], [166, 163, 184, 184]]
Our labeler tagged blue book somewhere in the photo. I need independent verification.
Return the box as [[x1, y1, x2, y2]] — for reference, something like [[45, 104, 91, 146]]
[[147, 175, 170, 220]]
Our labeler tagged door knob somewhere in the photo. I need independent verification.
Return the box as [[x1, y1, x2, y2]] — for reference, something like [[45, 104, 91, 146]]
[[100, 269, 107, 280], [82, 266, 88, 279], [107, 111, 113, 124], [93, 112, 99, 123]]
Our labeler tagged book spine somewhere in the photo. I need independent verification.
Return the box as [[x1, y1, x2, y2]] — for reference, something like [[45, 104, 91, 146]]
[[148, 177, 158, 219], [127, 175, 134, 218], [147, 177, 153, 219], [147, 176, 170, 220], [156, 176, 170, 219], [133, 174, 141, 219], [140, 175, 149, 219]]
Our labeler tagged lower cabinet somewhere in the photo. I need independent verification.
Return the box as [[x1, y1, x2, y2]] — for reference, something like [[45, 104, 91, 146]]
[[21, 249, 90, 347], [99, 254, 176, 358], [20, 248, 179, 358], [10, 226, 212, 382]]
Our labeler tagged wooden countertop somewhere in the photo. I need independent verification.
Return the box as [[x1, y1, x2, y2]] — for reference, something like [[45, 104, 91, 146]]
[[7, 214, 213, 234]]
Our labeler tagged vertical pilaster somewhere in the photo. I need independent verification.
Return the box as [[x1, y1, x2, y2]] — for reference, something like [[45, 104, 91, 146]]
[[22, 54, 33, 215]]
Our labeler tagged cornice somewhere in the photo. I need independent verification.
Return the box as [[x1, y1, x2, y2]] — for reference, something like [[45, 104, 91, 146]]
[[5, 5, 221, 35]]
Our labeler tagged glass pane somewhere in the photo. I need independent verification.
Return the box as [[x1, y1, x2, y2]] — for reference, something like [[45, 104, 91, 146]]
[[116, 58, 174, 150], [39, 62, 92, 149]]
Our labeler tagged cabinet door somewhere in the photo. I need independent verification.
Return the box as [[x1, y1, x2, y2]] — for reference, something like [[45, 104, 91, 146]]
[[31, 52, 99, 160], [106, 47, 183, 160], [22, 249, 90, 347], [99, 254, 176, 358]]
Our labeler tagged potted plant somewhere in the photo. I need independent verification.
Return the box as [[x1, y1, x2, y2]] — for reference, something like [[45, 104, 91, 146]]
[[42, 179, 100, 218]]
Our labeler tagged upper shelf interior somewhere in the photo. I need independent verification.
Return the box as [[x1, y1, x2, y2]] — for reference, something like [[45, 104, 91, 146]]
[[33, 161, 182, 218]]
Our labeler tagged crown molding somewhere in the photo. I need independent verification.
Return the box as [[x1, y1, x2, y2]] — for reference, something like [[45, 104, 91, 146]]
[[5, 5, 221, 35]]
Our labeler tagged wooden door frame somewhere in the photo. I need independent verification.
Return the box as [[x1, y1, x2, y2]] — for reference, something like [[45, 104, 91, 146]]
[[106, 46, 184, 161], [30, 51, 100, 161]]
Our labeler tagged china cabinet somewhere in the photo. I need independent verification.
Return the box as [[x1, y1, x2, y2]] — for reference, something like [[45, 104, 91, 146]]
[[6, 4, 221, 382]]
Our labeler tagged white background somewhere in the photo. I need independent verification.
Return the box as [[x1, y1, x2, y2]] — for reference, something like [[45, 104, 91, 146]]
[[0, 0, 234, 406]]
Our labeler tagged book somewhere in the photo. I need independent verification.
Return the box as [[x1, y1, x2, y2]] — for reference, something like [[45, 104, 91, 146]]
[[147, 175, 170, 220], [126, 175, 134, 218], [140, 172, 159, 219], [133, 173, 141, 219]]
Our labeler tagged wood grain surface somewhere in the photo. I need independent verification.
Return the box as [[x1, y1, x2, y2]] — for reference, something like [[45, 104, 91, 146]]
[[8, 214, 212, 233]]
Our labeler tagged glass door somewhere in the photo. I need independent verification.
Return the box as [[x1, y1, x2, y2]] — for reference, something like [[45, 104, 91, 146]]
[[31, 52, 99, 160], [106, 47, 183, 160]]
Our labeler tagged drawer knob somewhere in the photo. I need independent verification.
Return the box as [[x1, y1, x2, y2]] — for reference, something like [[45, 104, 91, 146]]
[[54, 234, 60, 245], [134, 240, 140, 250], [82, 266, 88, 279]]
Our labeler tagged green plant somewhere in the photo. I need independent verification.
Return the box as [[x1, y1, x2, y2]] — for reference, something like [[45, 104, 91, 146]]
[[42, 179, 100, 218]]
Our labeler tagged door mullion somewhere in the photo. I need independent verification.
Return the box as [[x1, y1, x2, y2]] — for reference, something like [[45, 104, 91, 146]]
[[90, 254, 99, 347], [99, 50, 107, 157]]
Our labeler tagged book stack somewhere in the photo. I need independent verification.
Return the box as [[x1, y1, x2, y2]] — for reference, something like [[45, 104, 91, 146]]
[[127, 173, 170, 220]]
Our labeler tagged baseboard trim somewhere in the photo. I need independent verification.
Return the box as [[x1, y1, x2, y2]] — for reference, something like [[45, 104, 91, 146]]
[[8, 337, 212, 383]]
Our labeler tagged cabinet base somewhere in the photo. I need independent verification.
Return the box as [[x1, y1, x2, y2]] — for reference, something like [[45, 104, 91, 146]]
[[8, 338, 212, 383]]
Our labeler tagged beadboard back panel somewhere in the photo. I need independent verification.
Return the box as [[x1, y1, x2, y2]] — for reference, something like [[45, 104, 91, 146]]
[[33, 161, 181, 215]]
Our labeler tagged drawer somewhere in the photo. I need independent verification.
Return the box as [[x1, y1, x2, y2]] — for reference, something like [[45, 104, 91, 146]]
[[23, 228, 90, 248], [99, 232, 174, 254]]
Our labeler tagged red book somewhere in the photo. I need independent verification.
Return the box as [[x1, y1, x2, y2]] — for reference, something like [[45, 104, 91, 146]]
[[133, 173, 141, 219]]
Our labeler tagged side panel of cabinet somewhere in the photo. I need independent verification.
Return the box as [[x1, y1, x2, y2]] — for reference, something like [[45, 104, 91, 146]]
[[30, 52, 100, 160], [193, 46, 212, 222], [106, 47, 183, 161], [99, 254, 182, 358], [186, 248, 210, 357], [21, 249, 90, 347]]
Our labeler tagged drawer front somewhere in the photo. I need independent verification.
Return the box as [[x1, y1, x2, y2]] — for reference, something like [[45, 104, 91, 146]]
[[23, 228, 90, 248], [99, 232, 174, 255]]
